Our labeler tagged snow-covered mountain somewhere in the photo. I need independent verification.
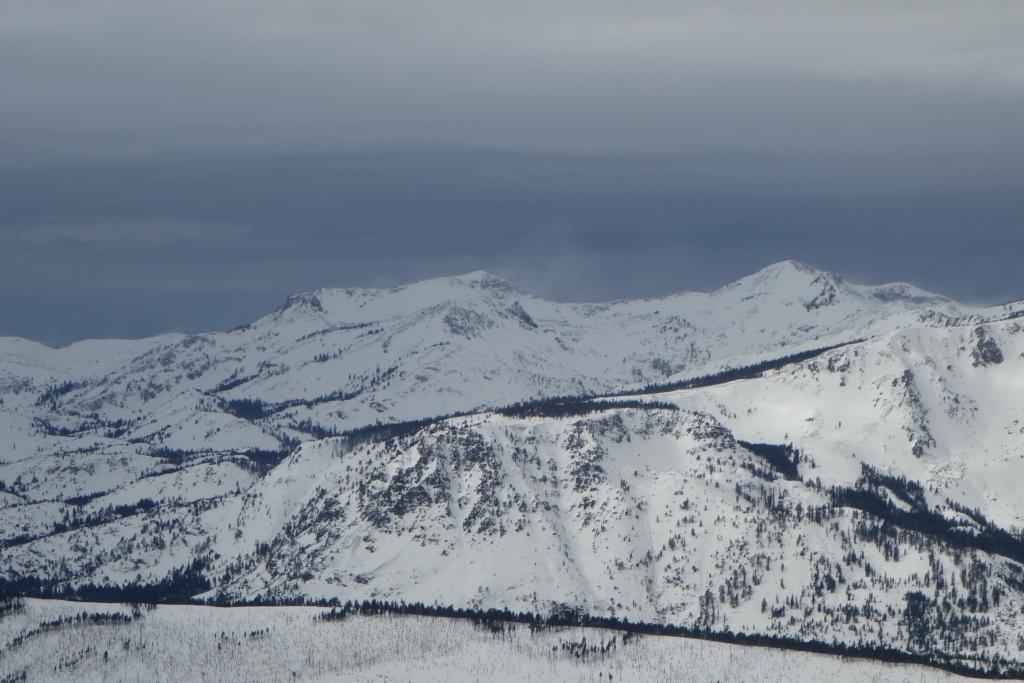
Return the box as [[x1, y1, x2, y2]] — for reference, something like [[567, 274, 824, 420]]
[[2, 260, 1023, 674], [0, 260, 984, 491]]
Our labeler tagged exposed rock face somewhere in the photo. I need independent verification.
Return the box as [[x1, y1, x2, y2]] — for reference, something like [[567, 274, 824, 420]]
[[971, 326, 1004, 367], [443, 305, 495, 338], [282, 293, 325, 314], [891, 369, 936, 457], [803, 275, 840, 311], [507, 301, 538, 329]]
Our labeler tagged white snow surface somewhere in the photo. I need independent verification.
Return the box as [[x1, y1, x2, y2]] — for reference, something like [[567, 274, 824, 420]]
[[0, 599, 979, 682], [2, 261, 1024, 672]]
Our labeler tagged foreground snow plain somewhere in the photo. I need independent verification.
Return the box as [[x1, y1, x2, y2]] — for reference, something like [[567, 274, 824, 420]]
[[0, 599, 977, 682]]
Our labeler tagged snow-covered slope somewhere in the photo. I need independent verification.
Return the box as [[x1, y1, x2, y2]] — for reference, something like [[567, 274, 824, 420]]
[[206, 320, 1024, 667], [0, 261, 996, 506], [0, 599, 979, 683], [2, 261, 1023, 673]]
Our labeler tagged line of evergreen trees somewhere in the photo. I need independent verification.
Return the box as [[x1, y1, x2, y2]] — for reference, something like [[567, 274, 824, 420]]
[[614, 339, 862, 397], [5, 586, 1017, 679], [229, 339, 858, 447], [295, 599, 1024, 679], [0, 557, 212, 604], [237, 448, 291, 476], [1, 498, 159, 550], [34, 381, 86, 407], [736, 441, 801, 481], [495, 398, 678, 419], [830, 480, 1024, 567], [222, 388, 364, 422]]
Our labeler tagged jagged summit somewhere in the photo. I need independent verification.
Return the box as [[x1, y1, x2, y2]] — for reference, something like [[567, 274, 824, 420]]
[[856, 280, 948, 305], [715, 260, 842, 304], [447, 269, 517, 290], [719, 260, 829, 287], [276, 292, 326, 316], [394, 269, 522, 301], [349, 270, 520, 296], [748, 259, 824, 278], [713, 260, 948, 316]]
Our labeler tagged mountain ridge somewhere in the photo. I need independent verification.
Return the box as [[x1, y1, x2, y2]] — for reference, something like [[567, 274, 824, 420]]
[[0, 260, 958, 352], [2, 261, 1023, 675]]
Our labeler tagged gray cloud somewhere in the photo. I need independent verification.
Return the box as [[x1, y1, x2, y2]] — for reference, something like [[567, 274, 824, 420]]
[[15, 220, 249, 247], [3, 2, 1024, 162], [1, 2, 1022, 343]]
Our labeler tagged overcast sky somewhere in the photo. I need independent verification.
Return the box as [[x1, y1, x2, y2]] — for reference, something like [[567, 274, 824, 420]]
[[2, 1, 1023, 345]]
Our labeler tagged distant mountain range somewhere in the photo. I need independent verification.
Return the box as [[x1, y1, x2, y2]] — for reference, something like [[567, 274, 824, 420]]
[[2, 260, 1023, 675]]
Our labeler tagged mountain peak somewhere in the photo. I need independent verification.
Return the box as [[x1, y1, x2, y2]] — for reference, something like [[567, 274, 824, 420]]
[[411, 270, 519, 297], [753, 260, 834, 281], [720, 260, 840, 296], [721, 261, 949, 314], [449, 270, 515, 289]]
